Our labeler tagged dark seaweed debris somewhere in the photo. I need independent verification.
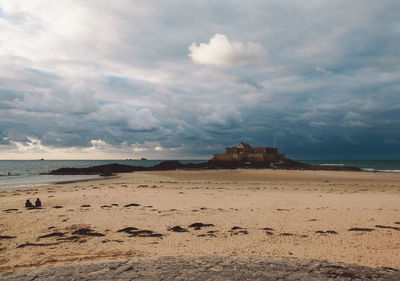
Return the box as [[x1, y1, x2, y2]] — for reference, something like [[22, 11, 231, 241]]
[[228, 226, 248, 235], [375, 225, 400, 231], [0, 235, 16, 239], [117, 227, 139, 234], [124, 203, 141, 207], [71, 228, 105, 237], [316, 230, 338, 235], [39, 232, 65, 239], [128, 230, 163, 238], [231, 226, 244, 230], [3, 209, 18, 212], [188, 223, 215, 229], [17, 242, 61, 248], [261, 227, 274, 231], [57, 236, 81, 241], [167, 226, 188, 232], [348, 228, 374, 232]]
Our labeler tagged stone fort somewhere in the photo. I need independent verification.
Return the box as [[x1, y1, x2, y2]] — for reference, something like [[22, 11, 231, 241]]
[[211, 142, 285, 163]]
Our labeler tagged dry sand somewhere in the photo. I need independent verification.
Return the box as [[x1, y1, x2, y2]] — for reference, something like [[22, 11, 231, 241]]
[[0, 169, 399, 273]]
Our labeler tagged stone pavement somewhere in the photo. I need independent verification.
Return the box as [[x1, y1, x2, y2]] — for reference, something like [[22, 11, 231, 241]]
[[1, 256, 399, 281]]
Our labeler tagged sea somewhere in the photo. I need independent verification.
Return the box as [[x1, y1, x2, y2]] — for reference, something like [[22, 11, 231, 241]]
[[0, 160, 205, 188], [300, 160, 400, 173], [0, 159, 399, 188]]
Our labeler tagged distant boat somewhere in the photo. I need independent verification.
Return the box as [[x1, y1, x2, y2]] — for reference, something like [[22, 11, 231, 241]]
[[141, 158, 147, 160], [40, 158, 44, 161]]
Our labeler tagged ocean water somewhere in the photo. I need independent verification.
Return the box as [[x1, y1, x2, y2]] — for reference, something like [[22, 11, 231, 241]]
[[0, 159, 399, 188], [0, 159, 206, 187], [300, 160, 400, 173]]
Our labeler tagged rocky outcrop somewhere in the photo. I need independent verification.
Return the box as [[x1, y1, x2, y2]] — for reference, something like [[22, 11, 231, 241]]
[[49, 163, 146, 175], [48, 158, 361, 175]]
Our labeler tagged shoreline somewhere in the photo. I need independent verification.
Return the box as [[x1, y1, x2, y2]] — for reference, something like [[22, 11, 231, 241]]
[[1, 169, 399, 274], [2, 158, 400, 191], [0, 175, 103, 191], [53, 175, 119, 185], [2, 166, 399, 191]]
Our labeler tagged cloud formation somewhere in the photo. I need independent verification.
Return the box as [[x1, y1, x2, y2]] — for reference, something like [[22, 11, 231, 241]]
[[0, 1, 399, 159], [188, 34, 268, 66]]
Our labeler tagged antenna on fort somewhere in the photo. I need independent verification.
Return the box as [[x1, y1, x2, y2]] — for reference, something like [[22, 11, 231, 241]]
[[273, 135, 276, 148]]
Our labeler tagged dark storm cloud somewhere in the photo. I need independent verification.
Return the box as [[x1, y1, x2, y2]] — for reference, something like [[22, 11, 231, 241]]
[[0, 0, 399, 158]]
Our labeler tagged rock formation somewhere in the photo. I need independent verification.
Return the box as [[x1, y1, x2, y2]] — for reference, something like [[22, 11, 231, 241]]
[[49, 142, 361, 175]]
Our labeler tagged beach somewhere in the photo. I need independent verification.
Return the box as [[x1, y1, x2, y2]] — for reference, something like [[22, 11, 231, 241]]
[[1, 169, 399, 274]]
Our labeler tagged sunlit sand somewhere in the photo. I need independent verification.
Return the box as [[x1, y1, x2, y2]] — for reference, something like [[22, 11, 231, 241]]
[[1, 169, 399, 273]]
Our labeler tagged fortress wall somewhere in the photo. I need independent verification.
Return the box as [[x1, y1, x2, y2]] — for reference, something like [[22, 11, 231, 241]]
[[213, 145, 285, 163], [212, 154, 235, 161], [226, 148, 238, 154], [263, 153, 286, 161], [227, 147, 278, 154], [277, 154, 285, 160], [247, 154, 267, 162], [254, 147, 278, 154]]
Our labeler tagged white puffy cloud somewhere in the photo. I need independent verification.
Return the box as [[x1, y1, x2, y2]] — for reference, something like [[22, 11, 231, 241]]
[[188, 34, 268, 66]]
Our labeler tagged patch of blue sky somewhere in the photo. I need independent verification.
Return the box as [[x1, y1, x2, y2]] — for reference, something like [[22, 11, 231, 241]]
[[25, 67, 60, 80], [107, 75, 130, 87], [0, 88, 25, 103]]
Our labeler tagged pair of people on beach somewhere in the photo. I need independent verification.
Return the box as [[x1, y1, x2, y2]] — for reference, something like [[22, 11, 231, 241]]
[[25, 198, 41, 208]]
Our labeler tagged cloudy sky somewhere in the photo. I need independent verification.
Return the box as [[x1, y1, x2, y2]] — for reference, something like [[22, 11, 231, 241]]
[[0, 0, 399, 160]]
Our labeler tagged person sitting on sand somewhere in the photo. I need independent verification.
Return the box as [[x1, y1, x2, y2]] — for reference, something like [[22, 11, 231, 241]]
[[35, 198, 41, 208], [25, 199, 33, 208]]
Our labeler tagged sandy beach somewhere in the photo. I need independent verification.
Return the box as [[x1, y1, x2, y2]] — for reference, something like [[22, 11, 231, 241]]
[[0, 169, 399, 274]]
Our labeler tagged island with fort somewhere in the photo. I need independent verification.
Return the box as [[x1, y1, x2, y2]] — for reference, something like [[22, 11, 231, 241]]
[[49, 142, 361, 175]]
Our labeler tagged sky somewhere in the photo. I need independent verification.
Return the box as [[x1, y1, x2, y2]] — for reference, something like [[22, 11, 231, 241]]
[[0, 0, 399, 160]]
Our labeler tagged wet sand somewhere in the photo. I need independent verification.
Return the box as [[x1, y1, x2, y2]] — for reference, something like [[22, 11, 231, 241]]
[[0, 169, 399, 273]]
